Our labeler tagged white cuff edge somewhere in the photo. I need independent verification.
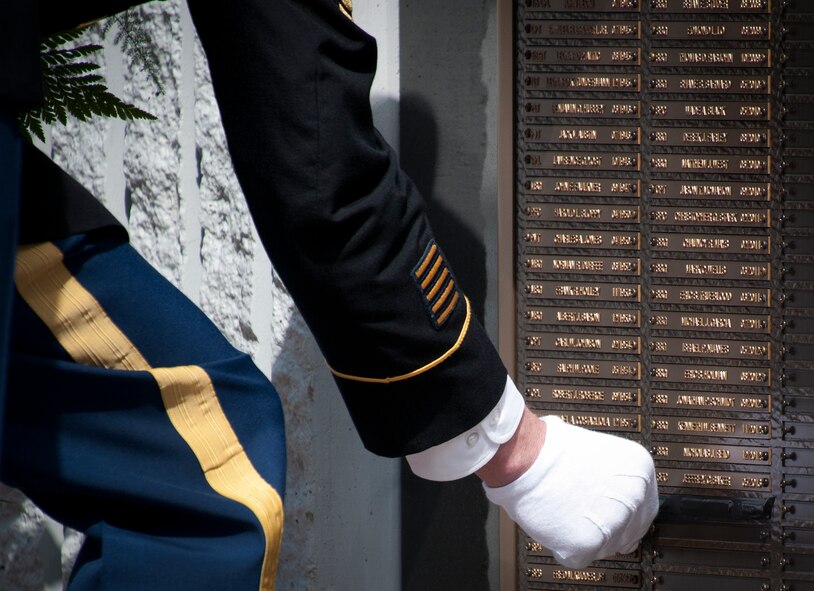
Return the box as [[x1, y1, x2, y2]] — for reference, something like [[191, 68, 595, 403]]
[[405, 376, 525, 481]]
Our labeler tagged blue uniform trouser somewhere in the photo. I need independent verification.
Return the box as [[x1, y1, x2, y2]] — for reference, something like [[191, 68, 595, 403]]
[[0, 108, 21, 456], [1, 232, 287, 590]]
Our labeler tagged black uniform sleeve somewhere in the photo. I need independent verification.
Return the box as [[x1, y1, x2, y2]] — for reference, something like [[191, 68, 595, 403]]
[[0, 2, 43, 108], [18, 144, 127, 245], [187, 0, 508, 457], [1, 1, 154, 109]]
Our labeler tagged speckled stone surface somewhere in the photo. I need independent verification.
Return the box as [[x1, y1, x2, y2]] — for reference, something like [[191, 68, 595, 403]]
[[2, 3, 401, 589], [0, 486, 46, 590]]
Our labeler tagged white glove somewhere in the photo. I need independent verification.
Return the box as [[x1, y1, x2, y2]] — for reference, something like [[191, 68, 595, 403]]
[[483, 415, 658, 568]]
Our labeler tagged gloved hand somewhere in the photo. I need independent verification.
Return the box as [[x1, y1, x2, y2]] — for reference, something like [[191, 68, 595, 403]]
[[483, 415, 658, 568]]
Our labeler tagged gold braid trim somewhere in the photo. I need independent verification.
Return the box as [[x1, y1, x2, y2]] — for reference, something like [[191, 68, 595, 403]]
[[328, 297, 472, 384]]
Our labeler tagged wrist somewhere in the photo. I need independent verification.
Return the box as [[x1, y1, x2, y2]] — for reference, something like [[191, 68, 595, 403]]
[[476, 407, 546, 488]]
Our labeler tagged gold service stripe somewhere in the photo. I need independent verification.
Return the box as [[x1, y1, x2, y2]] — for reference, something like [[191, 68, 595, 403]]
[[436, 291, 460, 326], [14, 242, 283, 591], [426, 268, 450, 302], [421, 254, 444, 290], [414, 243, 438, 279], [431, 279, 455, 314]]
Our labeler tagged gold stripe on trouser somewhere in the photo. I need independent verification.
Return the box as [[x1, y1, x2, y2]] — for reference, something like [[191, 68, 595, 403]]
[[14, 242, 283, 591]]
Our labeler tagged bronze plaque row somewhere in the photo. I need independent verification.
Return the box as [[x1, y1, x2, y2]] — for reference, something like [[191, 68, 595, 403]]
[[510, 0, 814, 589]]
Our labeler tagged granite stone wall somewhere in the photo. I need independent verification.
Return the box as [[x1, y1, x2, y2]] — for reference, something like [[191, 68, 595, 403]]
[[0, 2, 400, 589]]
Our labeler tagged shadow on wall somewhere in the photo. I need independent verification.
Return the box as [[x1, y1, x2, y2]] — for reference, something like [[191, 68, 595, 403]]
[[398, 91, 492, 591]]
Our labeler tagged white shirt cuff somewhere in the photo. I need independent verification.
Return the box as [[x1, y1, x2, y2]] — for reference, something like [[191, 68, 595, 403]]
[[405, 375, 525, 481]]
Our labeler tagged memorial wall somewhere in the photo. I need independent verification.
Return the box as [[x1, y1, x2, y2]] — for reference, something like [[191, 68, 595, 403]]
[[511, 0, 814, 589]]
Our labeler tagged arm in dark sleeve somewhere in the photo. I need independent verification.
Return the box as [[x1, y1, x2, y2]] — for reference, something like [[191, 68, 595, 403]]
[[186, 0, 507, 457]]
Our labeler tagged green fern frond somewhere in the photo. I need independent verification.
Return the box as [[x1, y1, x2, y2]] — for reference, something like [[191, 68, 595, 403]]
[[41, 44, 104, 65], [42, 27, 89, 50], [102, 12, 164, 94], [18, 23, 157, 142]]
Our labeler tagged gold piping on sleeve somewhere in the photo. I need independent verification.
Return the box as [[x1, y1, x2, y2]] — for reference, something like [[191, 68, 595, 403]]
[[327, 296, 471, 384], [14, 242, 283, 591]]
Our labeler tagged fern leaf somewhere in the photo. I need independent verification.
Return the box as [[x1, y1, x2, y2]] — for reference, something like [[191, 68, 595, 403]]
[[18, 19, 157, 141], [50, 62, 101, 77], [42, 27, 90, 50], [103, 12, 164, 95], [17, 112, 44, 143], [42, 45, 104, 66]]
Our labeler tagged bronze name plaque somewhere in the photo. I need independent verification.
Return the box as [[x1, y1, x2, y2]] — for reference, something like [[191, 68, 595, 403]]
[[525, 565, 641, 588], [649, 75, 771, 94], [524, 99, 640, 118], [780, 499, 814, 522], [524, 125, 640, 145], [651, 442, 771, 465], [782, 553, 814, 576], [648, 286, 770, 306], [524, 178, 640, 196], [650, 233, 770, 254], [652, 546, 770, 570], [781, 526, 814, 548], [649, 573, 771, 591], [525, 306, 641, 326], [650, 208, 770, 226], [524, 230, 640, 249], [524, 20, 640, 39], [525, 256, 641, 275], [650, 390, 771, 411], [526, 384, 641, 406], [524, 203, 640, 223], [652, 522, 768, 545], [649, 128, 770, 147], [651, 416, 771, 438], [556, 412, 641, 431], [525, 539, 641, 563], [649, 49, 771, 67], [525, 0, 640, 11], [650, 364, 770, 385], [525, 151, 640, 171], [526, 333, 641, 354], [511, 2, 809, 588], [648, 312, 770, 333], [780, 447, 814, 468], [655, 468, 771, 490], [649, 337, 770, 359], [523, 47, 641, 66], [649, 154, 770, 174], [525, 74, 641, 92], [782, 474, 814, 494], [650, 0, 770, 13], [780, 421, 814, 442], [649, 101, 770, 120], [650, 21, 771, 40], [524, 281, 641, 301], [648, 180, 770, 201], [525, 358, 641, 379], [649, 259, 771, 280]]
